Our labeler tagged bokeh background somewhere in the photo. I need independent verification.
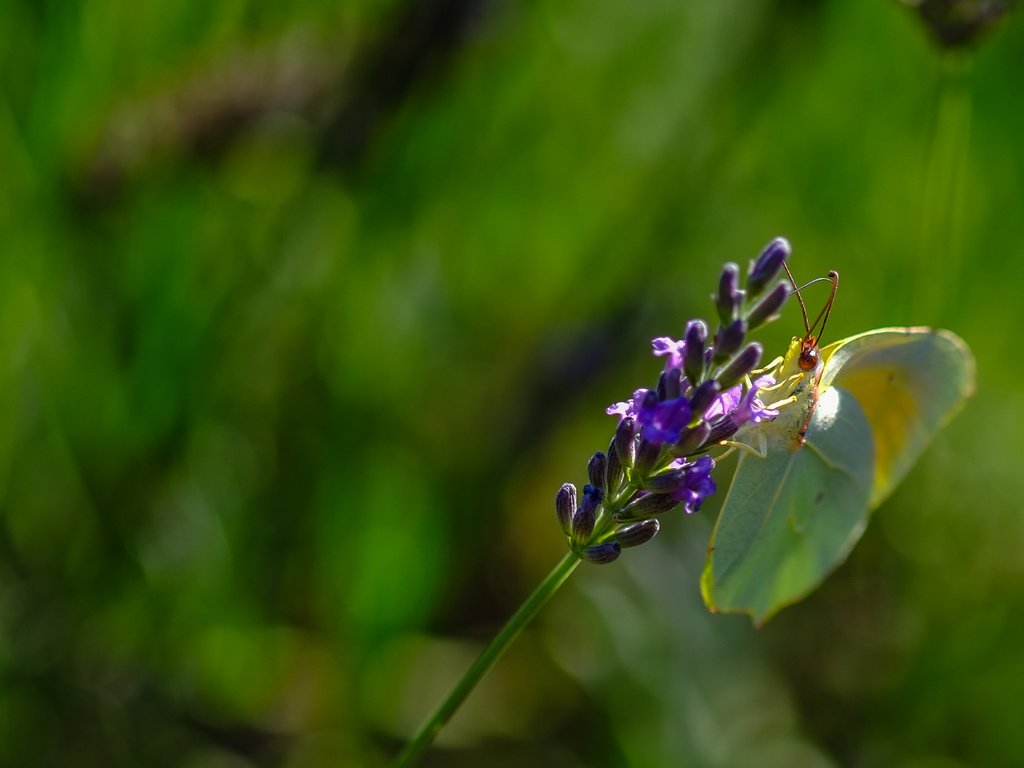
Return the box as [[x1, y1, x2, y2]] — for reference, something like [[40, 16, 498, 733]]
[[2, 1, 1022, 765]]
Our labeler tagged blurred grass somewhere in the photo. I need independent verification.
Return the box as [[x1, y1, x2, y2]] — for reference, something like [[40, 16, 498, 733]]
[[0, 0, 1022, 765]]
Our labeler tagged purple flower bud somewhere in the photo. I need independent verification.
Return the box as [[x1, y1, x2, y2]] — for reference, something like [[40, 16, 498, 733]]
[[683, 320, 708, 386], [582, 541, 621, 564], [613, 519, 660, 549], [716, 343, 763, 391], [555, 483, 577, 536], [746, 281, 790, 331], [588, 451, 608, 490], [618, 490, 680, 521], [716, 262, 742, 324], [580, 484, 603, 516], [713, 319, 747, 363], [605, 438, 624, 493], [572, 505, 596, 545], [704, 416, 739, 446], [614, 416, 637, 469], [571, 484, 603, 545], [911, 0, 1011, 49], [747, 237, 790, 298], [643, 467, 689, 493], [673, 420, 711, 456], [632, 438, 662, 479], [689, 380, 721, 417], [657, 367, 682, 401]]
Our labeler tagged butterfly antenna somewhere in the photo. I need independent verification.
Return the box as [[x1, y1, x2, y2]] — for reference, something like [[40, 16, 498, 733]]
[[782, 261, 812, 337], [807, 270, 840, 343], [794, 275, 836, 293]]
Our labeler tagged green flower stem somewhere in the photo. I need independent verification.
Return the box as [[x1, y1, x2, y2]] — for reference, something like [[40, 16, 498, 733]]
[[392, 551, 582, 767], [918, 51, 971, 317]]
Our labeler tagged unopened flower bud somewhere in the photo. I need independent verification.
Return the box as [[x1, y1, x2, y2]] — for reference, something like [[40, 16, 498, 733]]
[[582, 542, 621, 564], [716, 262, 742, 324], [605, 439, 623, 493], [747, 237, 790, 298], [704, 417, 739, 446], [571, 484, 603, 545], [632, 438, 661, 479], [673, 420, 711, 456], [618, 491, 679, 521], [746, 281, 790, 331], [657, 367, 682, 401], [644, 468, 687, 492], [588, 452, 608, 490], [613, 519, 660, 548], [717, 343, 763, 391], [689, 380, 721, 417], [614, 416, 637, 469], [683, 321, 707, 386], [909, 0, 1010, 50], [580, 484, 603, 516], [713, 319, 747, 363], [555, 483, 577, 536]]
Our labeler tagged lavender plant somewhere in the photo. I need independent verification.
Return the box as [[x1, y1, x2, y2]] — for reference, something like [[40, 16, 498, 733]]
[[392, 238, 793, 766]]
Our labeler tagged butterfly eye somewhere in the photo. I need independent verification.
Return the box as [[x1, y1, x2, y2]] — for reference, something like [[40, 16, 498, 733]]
[[798, 346, 819, 371]]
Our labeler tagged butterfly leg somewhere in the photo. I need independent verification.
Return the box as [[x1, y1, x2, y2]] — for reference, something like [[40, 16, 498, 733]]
[[718, 431, 769, 460]]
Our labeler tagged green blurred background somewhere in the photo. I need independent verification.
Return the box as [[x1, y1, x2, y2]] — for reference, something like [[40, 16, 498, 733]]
[[1, 1, 1021, 765]]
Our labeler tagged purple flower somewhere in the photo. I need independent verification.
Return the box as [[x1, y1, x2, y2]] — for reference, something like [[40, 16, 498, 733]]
[[704, 384, 742, 421], [732, 375, 779, 426], [606, 388, 648, 420], [637, 394, 691, 446], [704, 375, 777, 427], [651, 336, 686, 371], [666, 455, 717, 514]]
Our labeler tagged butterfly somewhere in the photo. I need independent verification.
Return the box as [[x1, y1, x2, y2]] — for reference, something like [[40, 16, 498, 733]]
[[700, 269, 976, 624]]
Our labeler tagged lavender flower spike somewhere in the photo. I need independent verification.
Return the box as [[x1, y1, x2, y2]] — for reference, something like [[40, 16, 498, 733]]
[[561, 239, 797, 563], [398, 241, 814, 768]]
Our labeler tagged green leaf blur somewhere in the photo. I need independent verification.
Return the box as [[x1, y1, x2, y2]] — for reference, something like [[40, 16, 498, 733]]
[[0, 1, 1018, 765]]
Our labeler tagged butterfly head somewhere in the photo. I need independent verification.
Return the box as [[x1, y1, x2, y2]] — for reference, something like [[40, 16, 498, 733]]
[[783, 265, 839, 374], [798, 336, 820, 371]]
